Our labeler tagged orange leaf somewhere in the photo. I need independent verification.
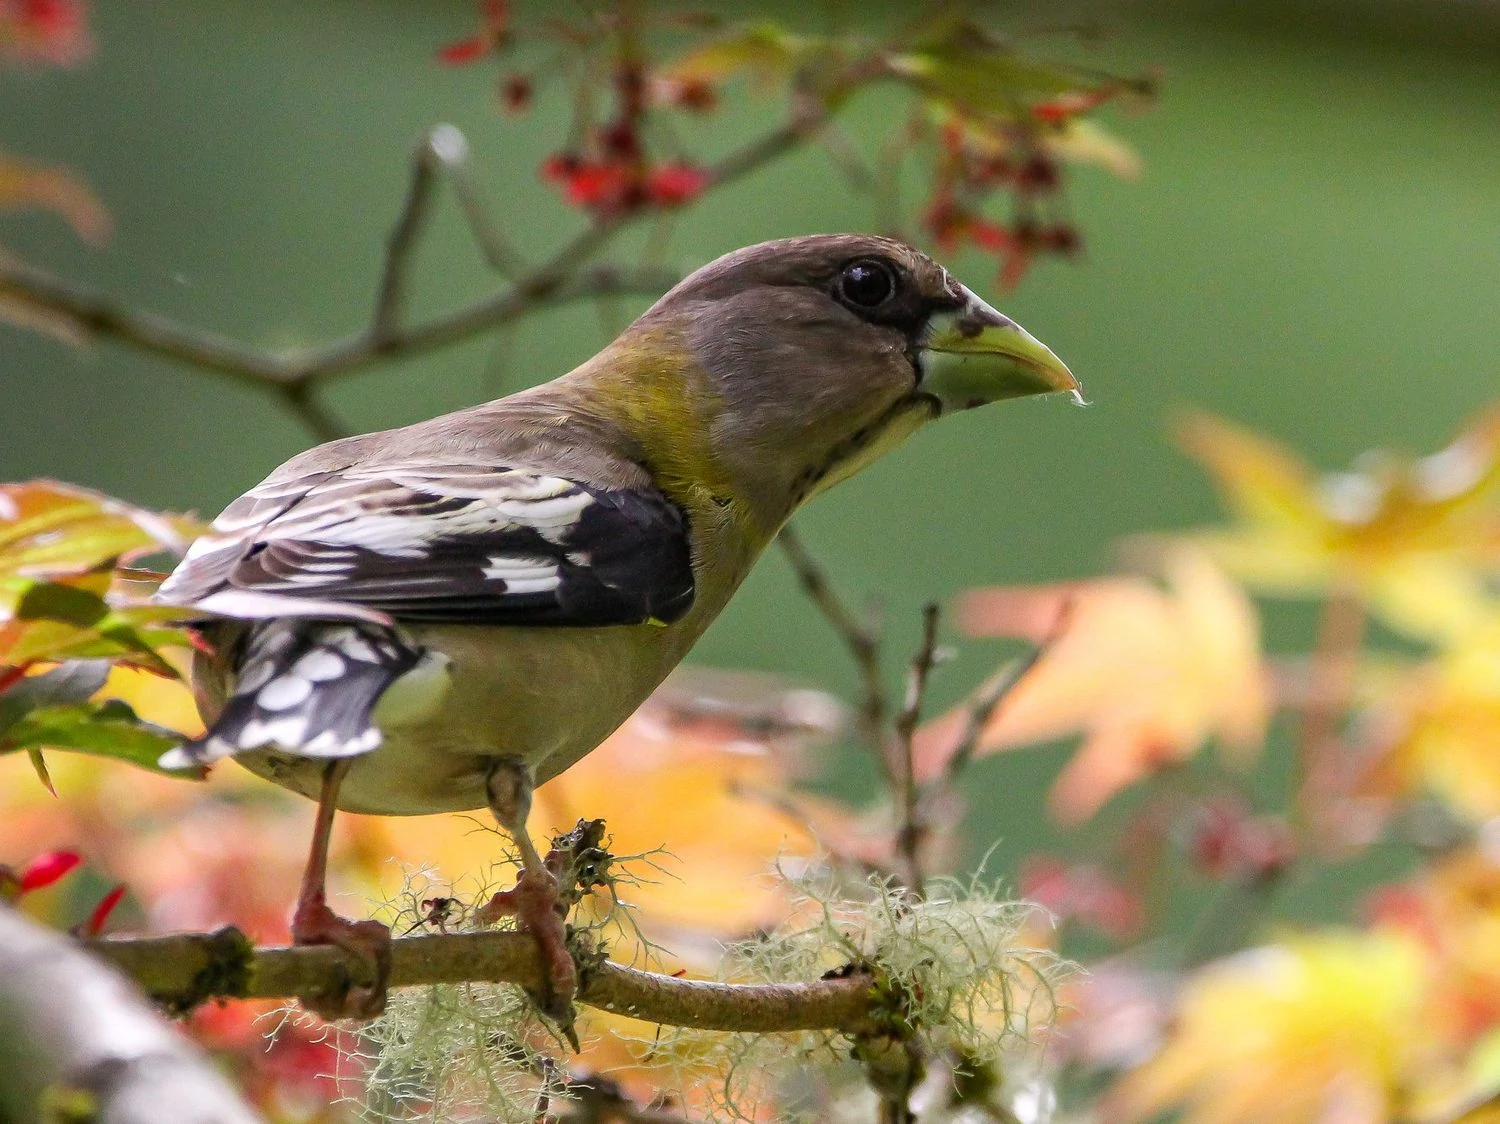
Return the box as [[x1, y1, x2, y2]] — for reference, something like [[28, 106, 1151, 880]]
[[917, 548, 1268, 824], [0, 154, 109, 243], [369, 668, 846, 956], [0, 479, 200, 577]]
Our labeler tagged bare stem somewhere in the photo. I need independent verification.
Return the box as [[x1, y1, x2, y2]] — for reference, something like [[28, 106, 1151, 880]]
[[892, 602, 941, 896], [88, 927, 878, 1036], [937, 596, 1074, 786], [1, 104, 835, 443], [0, 256, 676, 392], [775, 524, 888, 762]]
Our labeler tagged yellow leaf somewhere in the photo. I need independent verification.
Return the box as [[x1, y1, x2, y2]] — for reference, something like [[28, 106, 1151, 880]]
[[94, 663, 202, 738], [1176, 405, 1500, 641], [1364, 615, 1500, 823], [1041, 117, 1143, 178], [1112, 930, 1428, 1124], [656, 23, 810, 93]]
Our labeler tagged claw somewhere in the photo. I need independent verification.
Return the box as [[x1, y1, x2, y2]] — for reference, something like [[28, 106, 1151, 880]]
[[291, 898, 392, 1021], [476, 866, 577, 1040]]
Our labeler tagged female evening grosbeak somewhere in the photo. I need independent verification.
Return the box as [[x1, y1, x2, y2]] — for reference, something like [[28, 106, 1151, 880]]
[[156, 234, 1078, 1020]]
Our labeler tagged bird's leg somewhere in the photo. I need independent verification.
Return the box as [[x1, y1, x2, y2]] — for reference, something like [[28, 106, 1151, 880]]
[[476, 757, 577, 1034], [289, 758, 392, 1020]]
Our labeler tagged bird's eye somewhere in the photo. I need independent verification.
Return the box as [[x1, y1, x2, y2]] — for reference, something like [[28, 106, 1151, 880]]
[[837, 259, 896, 308]]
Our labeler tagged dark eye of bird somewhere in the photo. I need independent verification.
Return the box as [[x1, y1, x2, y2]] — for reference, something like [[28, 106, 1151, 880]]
[[837, 259, 896, 308]]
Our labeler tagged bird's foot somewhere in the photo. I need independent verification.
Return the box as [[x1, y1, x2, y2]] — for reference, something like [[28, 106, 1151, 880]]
[[290, 897, 392, 1021], [476, 865, 578, 1042]]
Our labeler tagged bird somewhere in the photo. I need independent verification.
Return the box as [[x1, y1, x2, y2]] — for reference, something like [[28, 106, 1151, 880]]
[[155, 233, 1079, 1022]]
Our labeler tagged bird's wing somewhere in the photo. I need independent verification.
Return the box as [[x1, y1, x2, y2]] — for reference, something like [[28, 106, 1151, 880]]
[[157, 462, 695, 627]]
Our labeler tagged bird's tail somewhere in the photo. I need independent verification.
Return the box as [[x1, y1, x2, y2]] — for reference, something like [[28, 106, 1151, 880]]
[[160, 619, 423, 770]]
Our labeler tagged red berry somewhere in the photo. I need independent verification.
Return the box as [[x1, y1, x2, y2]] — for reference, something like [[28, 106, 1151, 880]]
[[646, 163, 709, 207]]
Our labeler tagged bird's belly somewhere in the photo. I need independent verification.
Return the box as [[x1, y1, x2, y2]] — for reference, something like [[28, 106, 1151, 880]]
[[235, 621, 687, 815]]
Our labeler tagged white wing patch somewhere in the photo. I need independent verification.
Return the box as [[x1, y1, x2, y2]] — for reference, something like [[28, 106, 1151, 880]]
[[480, 555, 561, 593]]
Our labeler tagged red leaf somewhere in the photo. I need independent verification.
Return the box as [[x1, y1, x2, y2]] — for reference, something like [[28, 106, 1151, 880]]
[[18, 849, 80, 892], [1020, 855, 1143, 941], [970, 219, 1013, 253], [81, 883, 127, 937]]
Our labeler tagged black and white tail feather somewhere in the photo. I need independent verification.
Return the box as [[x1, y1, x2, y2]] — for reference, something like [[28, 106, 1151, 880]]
[[154, 458, 695, 771], [160, 620, 425, 769]]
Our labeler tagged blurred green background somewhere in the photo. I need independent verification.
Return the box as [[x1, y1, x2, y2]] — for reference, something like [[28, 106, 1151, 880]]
[[4, 1, 1498, 922]]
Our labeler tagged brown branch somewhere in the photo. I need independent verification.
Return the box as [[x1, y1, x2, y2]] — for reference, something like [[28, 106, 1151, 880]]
[[0, 102, 835, 445], [892, 602, 942, 896], [88, 926, 878, 1036], [775, 523, 888, 762], [0, 903, 264, 1124], [0, 254, 677, 391], [1294, 583, 1367, 851]]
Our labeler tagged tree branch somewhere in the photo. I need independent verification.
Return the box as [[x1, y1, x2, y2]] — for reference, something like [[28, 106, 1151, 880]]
[[1, 101, 835, 446], [89, 927, 878, 1036], [0, 903, 264, 1124], [775, 524, 888, 762], [892, 602, 942, 896], [0, 255, 678, 391]]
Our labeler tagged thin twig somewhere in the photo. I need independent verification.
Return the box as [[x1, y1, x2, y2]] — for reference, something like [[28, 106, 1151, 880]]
[[937, 595, 1075, 785], [775, 524, 887, 762], [88, 927, 878, 1035], [275, 380, 349, 444], [892, 602, 942, 896], [2, 104, 837, 438]]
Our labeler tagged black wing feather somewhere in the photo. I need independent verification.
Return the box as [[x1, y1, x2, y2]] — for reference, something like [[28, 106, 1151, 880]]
[[158, 465, 695, 628]]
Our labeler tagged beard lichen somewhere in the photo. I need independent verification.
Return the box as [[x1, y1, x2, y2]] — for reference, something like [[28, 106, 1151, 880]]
[[323, 858, 1064, 1123], [643, 868, 1066, 1121], [334, 864, 572, 1123]]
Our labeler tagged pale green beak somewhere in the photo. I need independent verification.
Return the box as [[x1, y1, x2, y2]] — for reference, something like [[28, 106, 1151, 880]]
[[918, 285, 1080, 412]]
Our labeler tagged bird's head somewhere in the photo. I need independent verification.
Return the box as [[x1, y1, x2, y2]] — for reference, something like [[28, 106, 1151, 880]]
[[601, 234, 1079, 525]]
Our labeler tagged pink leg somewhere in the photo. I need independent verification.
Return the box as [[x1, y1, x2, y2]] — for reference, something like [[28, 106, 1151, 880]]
[[289, 758, 391, 1020]]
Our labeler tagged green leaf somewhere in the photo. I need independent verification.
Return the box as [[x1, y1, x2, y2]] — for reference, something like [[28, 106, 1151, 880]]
[[0, 480, 201, 577], [0, 578, 191, 673], [26, 747, 55, 795], [658, 22, 815, 91], [0, 698, 196, 777], [15, 577, 109, 627], [884, 43, 1100, 117], [0, 477, 202, 573]]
